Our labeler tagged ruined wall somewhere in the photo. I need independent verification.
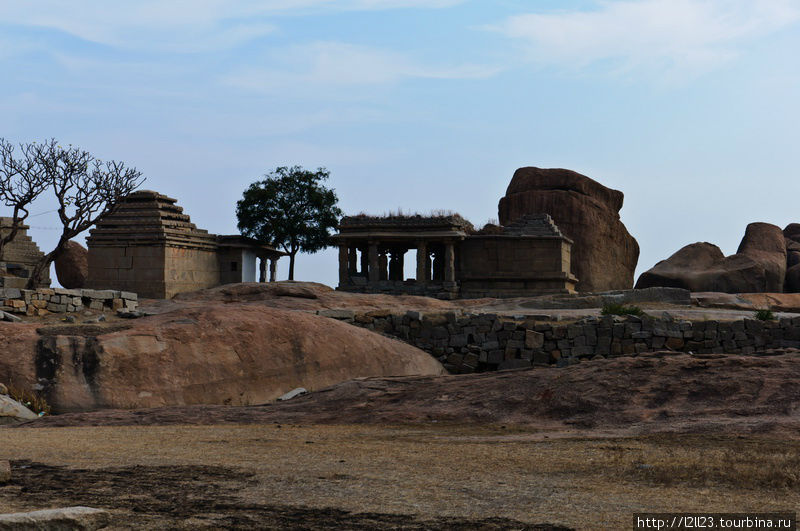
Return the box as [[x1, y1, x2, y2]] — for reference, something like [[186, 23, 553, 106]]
[[88, 246, 166, 298], [1, 287, 137, 317], [459, 237, 575, 298], [319, 309, 800, 374], [163, 247, 219, 299], [0, 218, 50, 289]]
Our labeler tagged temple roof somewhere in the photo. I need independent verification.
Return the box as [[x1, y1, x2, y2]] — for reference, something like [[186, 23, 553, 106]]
[[87, 190, 218, 250], [336, 213, 474, 241]]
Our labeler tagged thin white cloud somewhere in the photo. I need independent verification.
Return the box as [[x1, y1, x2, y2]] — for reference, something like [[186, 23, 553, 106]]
[[224, 41, 501, 91], [494, 0, 800, 76], [0, 0, 463, 52]]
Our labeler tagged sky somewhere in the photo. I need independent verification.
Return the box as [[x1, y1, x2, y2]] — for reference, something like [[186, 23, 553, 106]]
[[1, 0, 799, 288]]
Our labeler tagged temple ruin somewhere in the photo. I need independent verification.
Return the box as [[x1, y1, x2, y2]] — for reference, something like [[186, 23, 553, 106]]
[[0, 218, 50, 289], [333, 213, 577, 299], [86, 190, 285, 299]]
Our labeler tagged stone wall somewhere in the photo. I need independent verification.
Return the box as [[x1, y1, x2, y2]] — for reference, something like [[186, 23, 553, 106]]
[[0, 287, 137, 317], [163, 246, 220, 299], [0, 218, 50, 289], [318, 309, 800, 373]]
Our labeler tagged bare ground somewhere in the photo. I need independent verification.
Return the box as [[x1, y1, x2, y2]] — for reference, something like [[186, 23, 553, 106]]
[[3, 351, 800, 528], [1, 426, 798, 529]]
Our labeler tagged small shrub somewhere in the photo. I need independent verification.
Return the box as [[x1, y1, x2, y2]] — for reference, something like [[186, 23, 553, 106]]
[[601, 303, 644, 317], [754, 309, 775, 321], [6, 384, 50, 416]]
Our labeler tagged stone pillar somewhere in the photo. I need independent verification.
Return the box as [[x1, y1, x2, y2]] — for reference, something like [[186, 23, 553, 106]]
[[416, 241, 428, 283], [348, 247, 358, 274], [444, 241, 455, 283], [379, 252, 388, 281], [269, 258, 277, 282], [368, 243, 379, 283], [389, 250, 404, 281], [338, 245, 349, 286], [360, 246, 369, 275], [259, 257, 267, 283], [432, 250, 443, 282]]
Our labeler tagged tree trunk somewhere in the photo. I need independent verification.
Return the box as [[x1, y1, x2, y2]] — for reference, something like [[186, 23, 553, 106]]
[[288, 252, 296, 281], [27, 238, 68, 289], [27, 252, 54, 289]]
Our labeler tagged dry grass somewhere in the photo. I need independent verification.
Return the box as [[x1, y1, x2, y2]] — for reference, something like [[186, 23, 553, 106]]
[[5, 384, 50, 416], [1, 424, 798, 529]]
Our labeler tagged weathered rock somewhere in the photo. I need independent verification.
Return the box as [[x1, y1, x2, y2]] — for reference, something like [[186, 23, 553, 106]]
[[784, 223, 800, 242], [54, 240, 88, 289], [736, 223, 786, 292], [786, 264, 800, 293], [636, 243, 722, 291], [0, 507, 110, 530], [0, 393, 38, 424], [637, 223, 788, 293], [16, 305, 445, 413], [498, 167, 639, 292]]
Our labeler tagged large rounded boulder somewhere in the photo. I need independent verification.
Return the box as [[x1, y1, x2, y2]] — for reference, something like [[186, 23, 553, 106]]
[[54, 240, 88, 289], [498, 167, 639, 292], [26, 306, 445, 413], [736, 223, 786, 292], [637, 223, 787, 293]]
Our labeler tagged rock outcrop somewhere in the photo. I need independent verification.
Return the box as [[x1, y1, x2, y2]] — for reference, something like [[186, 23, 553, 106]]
[[8, 305, 444, 413], [736, 223, 786, 292], [54, 241, 88, 289], [785, 225, 800, 293], [498, 167, 639, 292], [637, 223, 789, 293]]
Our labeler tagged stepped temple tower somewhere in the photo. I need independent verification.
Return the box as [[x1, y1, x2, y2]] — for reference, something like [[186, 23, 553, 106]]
[[86, 190, 285, 299], [0, 218, 50, 288]]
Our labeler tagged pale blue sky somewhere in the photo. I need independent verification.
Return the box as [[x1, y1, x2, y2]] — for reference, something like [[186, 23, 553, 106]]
[[2, 0, 799, 288]]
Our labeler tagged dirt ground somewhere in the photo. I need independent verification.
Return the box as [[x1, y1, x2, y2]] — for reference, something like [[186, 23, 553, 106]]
[[1, 424, 798, 530]]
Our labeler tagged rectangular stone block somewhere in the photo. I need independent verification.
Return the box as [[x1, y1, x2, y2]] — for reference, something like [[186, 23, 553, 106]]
[[525, 330, 544, 349], [54, 288, 82, 297]]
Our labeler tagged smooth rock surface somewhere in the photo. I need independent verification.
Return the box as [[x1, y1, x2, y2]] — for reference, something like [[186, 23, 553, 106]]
[[736, 222, 786, 292], [497, 167, 639, 292], [54, 240, 89, 289], [637, 223, 788, 293], [17, 305, 445, 413], [0, 394, 38, 424], [0, 506, 110, 530]]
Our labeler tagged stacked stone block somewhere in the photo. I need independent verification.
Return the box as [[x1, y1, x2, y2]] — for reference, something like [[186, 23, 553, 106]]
[[0, 287, 137, 316], [0, 218, 50, 288], [318, 309, 800, 373]]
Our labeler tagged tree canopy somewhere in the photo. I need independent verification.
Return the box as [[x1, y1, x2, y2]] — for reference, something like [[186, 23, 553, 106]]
[[236, 166, 342, 281], [0, 138, 144, 288]]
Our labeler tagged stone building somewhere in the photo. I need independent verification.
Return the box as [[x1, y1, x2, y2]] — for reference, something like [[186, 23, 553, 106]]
[[333, 213, 576, 299], [0, 218, 50, 288], [86, 190, 285, 299]]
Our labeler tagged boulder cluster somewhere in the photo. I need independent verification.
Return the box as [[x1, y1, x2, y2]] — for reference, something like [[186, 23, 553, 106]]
[[637, 223, 800, 293]]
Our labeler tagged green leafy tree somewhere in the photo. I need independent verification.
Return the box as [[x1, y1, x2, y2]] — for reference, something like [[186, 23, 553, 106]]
[[236, 166, 342, 281]]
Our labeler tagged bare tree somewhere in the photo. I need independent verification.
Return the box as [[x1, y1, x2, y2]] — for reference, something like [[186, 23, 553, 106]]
[[26, 141, 144, 288], [0, 139, 48, 262]]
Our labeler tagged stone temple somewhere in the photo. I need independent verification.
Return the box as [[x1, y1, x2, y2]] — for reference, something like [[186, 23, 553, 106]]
[[86, 190, 285, 299], [333, 213, 577, 299], [0, 218, 50, 288]]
